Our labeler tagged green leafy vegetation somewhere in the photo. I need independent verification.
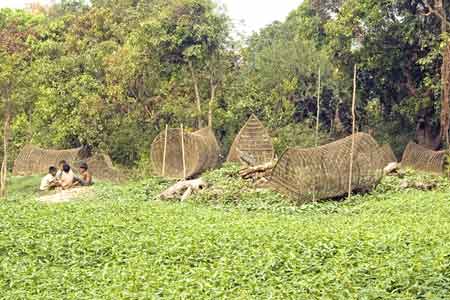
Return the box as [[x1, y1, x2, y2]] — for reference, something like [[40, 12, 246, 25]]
[[1, 170, 449, 299], [2, 1, 450, 298]]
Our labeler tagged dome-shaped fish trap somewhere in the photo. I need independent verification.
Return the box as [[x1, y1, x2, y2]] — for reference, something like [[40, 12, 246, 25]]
[[380, 144, 397, 166], [401, 142, 448, 174], [85, 154, 125, 182], [269, 133, 385, 203], [13, 144, 89, 176], [227, 114, 274, 165], [13, 144, 123, 182], [151, 127, 220, 179]]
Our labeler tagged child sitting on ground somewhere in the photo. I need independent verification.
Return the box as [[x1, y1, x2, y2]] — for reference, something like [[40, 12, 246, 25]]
[[56, 160, 74, 179], [60, 164, 75, 190], [74, 162, 92, 186], [40, 166, 60, 191]]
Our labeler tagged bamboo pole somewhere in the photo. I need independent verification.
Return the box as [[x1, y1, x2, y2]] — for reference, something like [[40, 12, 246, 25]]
[[162, 124, 168, 177], [181, 124, 186, 179], [0, 112, 10, 199], [348, 64, 357, 200], [315, 67, 321, 147], [313, 67, 321, 202]]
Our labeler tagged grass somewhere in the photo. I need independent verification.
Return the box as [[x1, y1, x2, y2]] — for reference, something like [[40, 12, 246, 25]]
[[0, 166, 449, 299]]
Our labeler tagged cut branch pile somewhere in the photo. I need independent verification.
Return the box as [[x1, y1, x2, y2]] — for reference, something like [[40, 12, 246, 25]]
[[238, 161, 276, 188]]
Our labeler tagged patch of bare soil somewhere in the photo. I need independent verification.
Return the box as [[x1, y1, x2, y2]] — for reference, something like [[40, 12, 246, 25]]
[[38, 187, 94, 204]]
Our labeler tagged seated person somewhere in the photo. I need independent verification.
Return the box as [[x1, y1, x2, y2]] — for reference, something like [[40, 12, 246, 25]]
[[56, 160, 74, 179], [74, 162, 93, 186], [60, 163, 75, 190], [40, 166, 60, 191]]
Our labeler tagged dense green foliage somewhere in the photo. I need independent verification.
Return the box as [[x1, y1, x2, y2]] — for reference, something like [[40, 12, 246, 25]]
[[3, 0, 450, 166], [1, 168, 450, 299], [2, 2, 450, 297]]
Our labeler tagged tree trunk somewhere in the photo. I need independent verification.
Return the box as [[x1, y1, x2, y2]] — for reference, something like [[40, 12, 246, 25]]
[[440, 42, 450, 146], [348, 65, 357, 200], [416, 112, 442, 150], [423, 0, 450, 147], [208, 77, 217, 128], [439, 0, 450, 146], [188, 60, 203, 129], [0, 111, 10, 199]]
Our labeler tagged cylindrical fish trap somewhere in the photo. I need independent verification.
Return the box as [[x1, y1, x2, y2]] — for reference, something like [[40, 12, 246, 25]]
[[401, 142, 448, 174], [151, 127, 220, 179], [269, 133, 385, 203]]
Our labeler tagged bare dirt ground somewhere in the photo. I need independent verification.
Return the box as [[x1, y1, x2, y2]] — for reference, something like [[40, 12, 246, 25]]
[[38, 187, 94, 204]]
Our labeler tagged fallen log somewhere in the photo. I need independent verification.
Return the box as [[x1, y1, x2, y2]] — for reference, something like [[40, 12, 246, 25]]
[[399, 179, 437, 191], [384, 162, 400, 176], [239, 161, 275, 181], [160, 178, 208, 201]]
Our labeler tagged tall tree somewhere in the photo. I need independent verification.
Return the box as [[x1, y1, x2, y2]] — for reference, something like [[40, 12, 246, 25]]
[[422, 0, 450, 146], [0, 9, 39, 197], [325, 0, 450, 150], [138, 0, 230, 128]]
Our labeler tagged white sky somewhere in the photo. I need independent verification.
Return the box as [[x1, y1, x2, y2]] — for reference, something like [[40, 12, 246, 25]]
[[0, 0, 302, 34], [216, 0, 302, 34], [0, 0, 53, 9]]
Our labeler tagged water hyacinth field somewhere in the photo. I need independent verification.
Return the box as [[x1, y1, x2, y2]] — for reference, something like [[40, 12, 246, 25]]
[[1, 167, 449, 299]]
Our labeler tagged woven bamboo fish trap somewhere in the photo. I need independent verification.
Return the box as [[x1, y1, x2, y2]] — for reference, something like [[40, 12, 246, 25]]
[[380, 144, 397, 166], [13, 144, 124, 182], [13, 144, 88, 176], [151, 127, 220, 179], [269, 133, 385, 203], [85, 154, 125, 183], [401, 142, 448, 174], [227, 114, 274, 165]]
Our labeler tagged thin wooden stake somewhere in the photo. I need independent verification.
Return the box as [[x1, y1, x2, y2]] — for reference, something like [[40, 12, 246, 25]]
[[181, 124, 186, 179], [315, 67, 321, 147], [162, 124, 168, 177], [0, 112, 10, 199], [348, 64, 357, 200], [313, 67, 321, 202]]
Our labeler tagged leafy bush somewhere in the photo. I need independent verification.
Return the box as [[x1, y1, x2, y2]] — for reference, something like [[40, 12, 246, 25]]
[[189, 164, 297, 213], [272, 121, 331, 155]]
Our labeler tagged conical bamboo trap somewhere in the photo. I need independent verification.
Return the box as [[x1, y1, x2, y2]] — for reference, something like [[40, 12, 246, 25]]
[[227, 114, 274, 165]]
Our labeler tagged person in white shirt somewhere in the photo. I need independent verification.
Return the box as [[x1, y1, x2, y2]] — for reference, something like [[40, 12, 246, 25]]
[[40, 166, 59, 191], [60, 163, 75, 190], [56, 160, 75, 179]]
